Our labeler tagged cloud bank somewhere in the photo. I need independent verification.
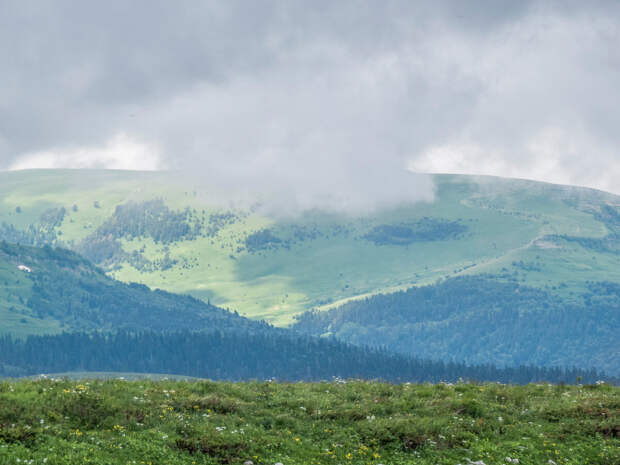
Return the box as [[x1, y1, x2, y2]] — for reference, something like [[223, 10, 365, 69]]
[[1, 0, 619, 212]]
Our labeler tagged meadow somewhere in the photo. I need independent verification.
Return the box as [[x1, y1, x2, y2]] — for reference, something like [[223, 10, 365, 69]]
[[0, 378, 617, 465], [1, 170, 619, 327]]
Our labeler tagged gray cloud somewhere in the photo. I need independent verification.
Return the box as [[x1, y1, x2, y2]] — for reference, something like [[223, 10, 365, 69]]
[[1, 0, 619, 212]]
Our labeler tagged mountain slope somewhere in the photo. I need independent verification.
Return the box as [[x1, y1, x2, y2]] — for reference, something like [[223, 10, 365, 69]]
[[1, 243, 607, 384], [0, 169, 618, 325], [292, 275, 620, 375], [0, 241, 267, 336]]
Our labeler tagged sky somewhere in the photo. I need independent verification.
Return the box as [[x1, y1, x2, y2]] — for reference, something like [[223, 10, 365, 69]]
[[1, 0, 619, 211]]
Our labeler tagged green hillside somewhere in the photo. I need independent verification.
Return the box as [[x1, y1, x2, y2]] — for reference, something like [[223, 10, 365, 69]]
[[292, 276, 620, 375], [1, 169, 618, 326], [0, 241, 267, 337], [5, 242, 596, 385], [0, 239, 614, 381]]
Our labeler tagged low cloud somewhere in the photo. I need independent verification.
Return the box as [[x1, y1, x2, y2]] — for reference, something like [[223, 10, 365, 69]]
[[9, 134, 163, 172], [1, 0, 619, 211]]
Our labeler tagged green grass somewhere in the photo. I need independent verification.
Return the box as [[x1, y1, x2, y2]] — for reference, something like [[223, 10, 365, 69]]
[[1, 169, 619, 326], [0, 255, 63, 337], [0, 378, 617, 464]]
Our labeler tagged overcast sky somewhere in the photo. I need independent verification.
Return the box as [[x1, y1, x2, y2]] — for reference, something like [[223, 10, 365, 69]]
[[1, 0, 619, 210]]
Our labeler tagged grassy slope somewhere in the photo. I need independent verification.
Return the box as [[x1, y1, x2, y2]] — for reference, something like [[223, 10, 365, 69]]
[[0, 242, 267, 337], [0, 254, 61, 337], [0, 379, 618, 465], [1, 169, 619, 326]]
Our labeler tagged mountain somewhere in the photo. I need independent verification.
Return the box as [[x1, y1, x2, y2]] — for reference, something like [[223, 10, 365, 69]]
[[0, 168, 618, 377], [0, 241, 267, 337], [292, 275, 620, 376], [1, 169, 618, 327], [1, 242, 607, 384]]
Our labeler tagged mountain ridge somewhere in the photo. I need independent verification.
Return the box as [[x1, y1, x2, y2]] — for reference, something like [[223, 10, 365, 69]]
[[2, 241, 609, 384], [1, 169, 618, 325], [0, 169, 618, 376]]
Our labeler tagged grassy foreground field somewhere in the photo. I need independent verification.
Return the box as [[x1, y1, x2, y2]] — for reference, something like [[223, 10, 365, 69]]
[[0, 379, 617, 465]]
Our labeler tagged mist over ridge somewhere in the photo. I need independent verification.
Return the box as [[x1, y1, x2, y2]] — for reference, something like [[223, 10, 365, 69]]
[[2, 0, 620, 199]]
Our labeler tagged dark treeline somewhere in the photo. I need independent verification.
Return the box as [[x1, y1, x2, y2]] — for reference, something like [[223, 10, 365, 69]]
[[76, 199, 200, 269], [0, 331, 612, 385], [363, 218, 467, 246], [0, 207, 68, 248], [244, 229, 282, 252], [293, 276, 620, 376], [89, 199, 198, 245], [0, 222, 57, 248], [0, 199, 206, 270]]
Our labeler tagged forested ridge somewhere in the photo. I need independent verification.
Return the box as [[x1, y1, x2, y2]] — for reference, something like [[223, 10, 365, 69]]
[[293, 276, 620, 375], [1, 241, 614, 384], [0, 241, 267, 334], [1, 213, 619, 383]]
